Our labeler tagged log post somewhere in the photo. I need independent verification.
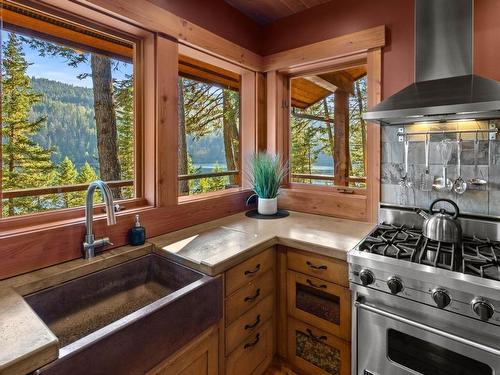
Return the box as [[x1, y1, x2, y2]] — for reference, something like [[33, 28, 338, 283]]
[[334, 90, 350, 186]]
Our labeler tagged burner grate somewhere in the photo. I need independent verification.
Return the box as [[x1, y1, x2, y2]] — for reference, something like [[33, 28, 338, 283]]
[[462, 236, 500, 281], [418, 238, 456, 271]]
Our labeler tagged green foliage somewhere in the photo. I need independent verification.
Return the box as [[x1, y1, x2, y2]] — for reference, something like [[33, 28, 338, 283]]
[[56, 156, 81, 207], [1, 33, 55, 216], [198, 164, 226, 193], [249, 153, 287, 199]]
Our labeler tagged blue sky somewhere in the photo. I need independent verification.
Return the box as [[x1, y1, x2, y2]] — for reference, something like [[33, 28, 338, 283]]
[[1, 30, 132, 88]]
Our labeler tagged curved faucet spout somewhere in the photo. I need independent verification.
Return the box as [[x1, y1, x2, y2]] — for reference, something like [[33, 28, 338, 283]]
[[83, 180, 117, 259]]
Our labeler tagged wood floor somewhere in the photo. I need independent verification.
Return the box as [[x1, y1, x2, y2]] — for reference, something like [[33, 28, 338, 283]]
[[263, 361, 299, 375]]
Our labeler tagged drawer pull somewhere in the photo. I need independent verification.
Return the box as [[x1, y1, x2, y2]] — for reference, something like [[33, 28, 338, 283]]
[[244, 264, 261, 276], [244, 288, 261, 302], [306, 279, 327, 289], [244, 314, 261, 330], [306, 328, 327, 342], [244, 333, 260, 349], [306, 261, 327, 270]]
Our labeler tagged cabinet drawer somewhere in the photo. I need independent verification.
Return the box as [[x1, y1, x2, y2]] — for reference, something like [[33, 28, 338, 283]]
[[226, 319, 273, 375], [225, 248, 274, 296], [225, 294, 273, 355], [287, 250, 348, 287], [225, 270, 274, 325], [287, 317, 350, 375], [287, 271, 351, 340]]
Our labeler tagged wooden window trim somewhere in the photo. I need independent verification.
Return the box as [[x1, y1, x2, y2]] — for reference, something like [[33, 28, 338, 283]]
[[176, 45, 257, 202], [0, 1, 153, 232], [266, 27, 385, 222]]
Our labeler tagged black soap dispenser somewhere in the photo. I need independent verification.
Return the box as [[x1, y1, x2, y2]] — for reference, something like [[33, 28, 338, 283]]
[[129, 214, 146, 245]]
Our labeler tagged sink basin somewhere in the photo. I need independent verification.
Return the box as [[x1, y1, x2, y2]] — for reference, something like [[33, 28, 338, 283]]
[[24, 254, 222, 375]]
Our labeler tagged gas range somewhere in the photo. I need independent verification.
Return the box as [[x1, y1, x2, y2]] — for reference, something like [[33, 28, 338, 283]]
[[348, 206, 500, 325], [349, 206, 500, 374]]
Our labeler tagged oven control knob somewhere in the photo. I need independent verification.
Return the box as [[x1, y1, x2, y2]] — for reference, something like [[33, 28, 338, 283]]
[[387, 277, 403, 294], [359, 269, 375, 286], [432, 289, 451, 309], [472, 298, 495, 321]]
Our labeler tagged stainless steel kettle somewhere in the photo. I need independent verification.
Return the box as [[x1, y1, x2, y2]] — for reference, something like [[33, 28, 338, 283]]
[[417, 198, 462, 243]]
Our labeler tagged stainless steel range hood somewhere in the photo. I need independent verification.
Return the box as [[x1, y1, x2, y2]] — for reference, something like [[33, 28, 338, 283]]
[[364, 0, 500, 125]]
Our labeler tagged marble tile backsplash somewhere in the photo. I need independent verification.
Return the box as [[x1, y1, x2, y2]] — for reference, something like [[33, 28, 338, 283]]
[[381, 121, 500, 216]]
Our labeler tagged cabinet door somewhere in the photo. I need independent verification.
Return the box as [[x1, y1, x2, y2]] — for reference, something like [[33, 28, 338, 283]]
[[287, 271, 351, 340], [147, 326, 218, 375], [287, 318, 350, 375]]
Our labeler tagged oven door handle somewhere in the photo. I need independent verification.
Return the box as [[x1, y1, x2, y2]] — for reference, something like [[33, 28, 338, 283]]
[[355, 301, 500, 357]]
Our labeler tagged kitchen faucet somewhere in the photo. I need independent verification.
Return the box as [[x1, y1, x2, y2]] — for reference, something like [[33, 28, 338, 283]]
[[83, 180, 117, 259]]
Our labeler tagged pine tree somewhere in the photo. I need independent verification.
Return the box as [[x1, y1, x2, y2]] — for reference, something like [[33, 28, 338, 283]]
[[1, 33, 54, 216], [57, 156, 80, 207], [77, 162, 100, 203]]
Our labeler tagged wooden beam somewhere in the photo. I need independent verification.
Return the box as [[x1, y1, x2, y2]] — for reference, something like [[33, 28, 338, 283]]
[[319, 71, 354, 94], [334, 90, 350, 187], [72, 0, 263, 71], [303, 75, 337, 93], [263, 25, 385, 71]]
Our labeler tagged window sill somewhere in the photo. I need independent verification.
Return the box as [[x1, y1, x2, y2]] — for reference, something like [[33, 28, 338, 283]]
[[178, 187, 252, 204], [0, 198, 152, 237]]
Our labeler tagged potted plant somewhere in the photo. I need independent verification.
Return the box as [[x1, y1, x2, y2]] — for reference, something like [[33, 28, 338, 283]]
[[249, 153, 287, 215]]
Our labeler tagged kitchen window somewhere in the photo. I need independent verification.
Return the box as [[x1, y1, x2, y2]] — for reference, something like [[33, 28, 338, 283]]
[[0, 1, 139, 218], [289, 66, 367, 188], [177, 55, 241, 196]]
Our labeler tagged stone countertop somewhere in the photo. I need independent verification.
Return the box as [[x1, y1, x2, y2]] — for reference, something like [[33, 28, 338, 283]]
[[0, 243, 152, 375], [150, 211, 374, 275]]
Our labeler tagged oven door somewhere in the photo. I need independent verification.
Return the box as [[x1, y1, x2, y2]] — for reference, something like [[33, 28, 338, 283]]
[[353, 290, 500, 375]]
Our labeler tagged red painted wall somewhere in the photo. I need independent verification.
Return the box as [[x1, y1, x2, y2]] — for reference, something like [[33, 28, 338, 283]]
[[262, 0, 415, 100], [474, 0, 500, 81], [148, 0, 263, 54]]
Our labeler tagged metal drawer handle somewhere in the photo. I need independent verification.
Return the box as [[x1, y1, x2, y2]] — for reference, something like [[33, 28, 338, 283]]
[[244, 333, 260, 349], [244, 314, 261, 330], [244, 264, 261, 275], [306, 261, 327, 270], [306, 279, 327, 289], [306, 328, 327, 342], [244, 288, 261, 302], [355, 301, 500, 357]]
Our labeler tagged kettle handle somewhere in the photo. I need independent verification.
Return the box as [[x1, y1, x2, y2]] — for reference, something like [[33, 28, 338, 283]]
[[429, 198, 460, 219]]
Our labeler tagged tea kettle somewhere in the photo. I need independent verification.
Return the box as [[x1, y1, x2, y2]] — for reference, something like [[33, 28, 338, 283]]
[[417, 199, 462, 243]]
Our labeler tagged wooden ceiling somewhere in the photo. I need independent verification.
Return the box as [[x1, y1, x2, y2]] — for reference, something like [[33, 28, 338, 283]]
[[224, 0, 333, 25], [291, 66, 367, 109]]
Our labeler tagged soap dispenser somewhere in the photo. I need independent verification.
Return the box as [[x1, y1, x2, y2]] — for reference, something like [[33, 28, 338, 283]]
[[129, 214, 146, 245]]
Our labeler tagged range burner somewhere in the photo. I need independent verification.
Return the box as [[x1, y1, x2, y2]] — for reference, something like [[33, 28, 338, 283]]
[[462, 236, 500, 281], [357, 224, 500, 281], [358, 223, 422, 260]]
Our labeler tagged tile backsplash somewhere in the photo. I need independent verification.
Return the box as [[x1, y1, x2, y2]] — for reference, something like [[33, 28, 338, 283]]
[[381, 120, 500, 217]]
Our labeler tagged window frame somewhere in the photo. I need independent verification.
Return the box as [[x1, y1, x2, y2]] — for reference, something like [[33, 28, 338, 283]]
[[176, 44, 257, 203], [0, 0, 152, 232]]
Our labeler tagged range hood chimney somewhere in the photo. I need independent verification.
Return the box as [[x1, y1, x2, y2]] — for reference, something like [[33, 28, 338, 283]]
[[364, 0, 500, 125]]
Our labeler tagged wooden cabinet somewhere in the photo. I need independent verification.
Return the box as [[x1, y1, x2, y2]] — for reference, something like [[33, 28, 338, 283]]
[[287, 270, 351, 340], [226, 319, 274, 375], [285, 249, 351, 375], [287, 250, 348, 288], [287, 318, 350, 375], [146, 325, 218, 375], [226, 248, 275, 296], [223, 247, 275, 375]]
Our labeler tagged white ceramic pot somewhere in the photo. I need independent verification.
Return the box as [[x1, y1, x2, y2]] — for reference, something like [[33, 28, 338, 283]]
[[258, 197, 278, 215]]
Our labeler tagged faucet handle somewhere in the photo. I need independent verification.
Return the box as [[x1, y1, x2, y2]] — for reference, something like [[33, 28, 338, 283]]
[[102, 237, 114, 246]]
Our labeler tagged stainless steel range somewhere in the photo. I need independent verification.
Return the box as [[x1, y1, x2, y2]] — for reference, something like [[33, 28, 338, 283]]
[[348, 205, 500, 375]]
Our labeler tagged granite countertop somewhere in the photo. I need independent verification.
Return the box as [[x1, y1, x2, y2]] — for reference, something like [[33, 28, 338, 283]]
[[150, 210, 374, 275], [0, 210, 374, 374]]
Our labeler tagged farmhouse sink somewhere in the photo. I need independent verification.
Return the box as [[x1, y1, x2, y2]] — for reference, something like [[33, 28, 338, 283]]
[[24, 254, 222, 375]]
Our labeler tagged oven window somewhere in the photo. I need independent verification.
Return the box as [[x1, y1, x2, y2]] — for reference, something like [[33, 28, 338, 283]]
[[387, 329, 492, 375], [296, 283, 341, 324]]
